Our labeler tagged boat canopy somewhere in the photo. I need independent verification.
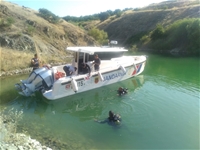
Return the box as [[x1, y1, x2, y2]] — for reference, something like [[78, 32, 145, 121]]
[[66, 46, 128, 55]]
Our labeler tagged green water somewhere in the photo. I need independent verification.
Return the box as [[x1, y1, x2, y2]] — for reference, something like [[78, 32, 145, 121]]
[[0, 54, 199, 149]]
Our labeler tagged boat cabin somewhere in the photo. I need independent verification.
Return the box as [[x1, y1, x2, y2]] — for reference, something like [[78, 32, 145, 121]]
[[66, 46, 128, 74]]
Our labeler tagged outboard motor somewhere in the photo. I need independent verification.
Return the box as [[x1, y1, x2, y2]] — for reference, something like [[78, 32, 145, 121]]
[[40, 70, 54, 90], [21, 67, 47, 84], [15, 68, 54, 96]]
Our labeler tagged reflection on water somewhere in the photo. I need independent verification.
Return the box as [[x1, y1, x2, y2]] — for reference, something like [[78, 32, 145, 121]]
[[0, 75, 26, 104], [13, 75, 144, 120]]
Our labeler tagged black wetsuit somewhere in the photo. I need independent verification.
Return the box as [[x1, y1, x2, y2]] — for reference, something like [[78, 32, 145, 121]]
[[94, 58, 101, 71], [82, 64, 91, 74], [117, 88, 128, 96], [96, 113, 121, 126]]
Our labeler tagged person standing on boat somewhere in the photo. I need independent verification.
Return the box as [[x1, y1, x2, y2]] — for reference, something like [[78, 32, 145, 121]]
[[63, 65, 77, 76], [81, 63, 91, 76], [31, 53, 40, 71], [93, 54, 101, 71]]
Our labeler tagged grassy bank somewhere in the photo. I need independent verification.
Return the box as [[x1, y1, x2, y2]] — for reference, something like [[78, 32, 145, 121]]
[[0, 47, 72, 72]]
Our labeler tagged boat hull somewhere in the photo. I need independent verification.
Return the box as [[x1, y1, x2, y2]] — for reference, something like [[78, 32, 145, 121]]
[[43, 60, 146, 100]]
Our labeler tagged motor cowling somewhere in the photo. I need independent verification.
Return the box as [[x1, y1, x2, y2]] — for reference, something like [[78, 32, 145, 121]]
[[15, 68, 54, 96]]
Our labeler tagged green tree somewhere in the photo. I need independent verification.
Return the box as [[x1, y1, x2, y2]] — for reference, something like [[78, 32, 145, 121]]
[[113, 9, 122, 17], [141, 18, 200, 55], [39, 8, 60, 24], [88, 28, 108, 45], [186, 19, 200, 53], [99, 12, 110, 22]]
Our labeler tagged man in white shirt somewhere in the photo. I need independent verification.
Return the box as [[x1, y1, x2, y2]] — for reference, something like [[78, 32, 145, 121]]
[[63, 65, 77, 76]]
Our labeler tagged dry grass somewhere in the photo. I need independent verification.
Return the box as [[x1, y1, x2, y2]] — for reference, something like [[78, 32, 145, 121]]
[[1, 48, 34, 71], [0, 47, 71, 72]]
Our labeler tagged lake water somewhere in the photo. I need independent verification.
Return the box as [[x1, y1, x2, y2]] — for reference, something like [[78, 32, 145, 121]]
[[0, 53, 199, 149]]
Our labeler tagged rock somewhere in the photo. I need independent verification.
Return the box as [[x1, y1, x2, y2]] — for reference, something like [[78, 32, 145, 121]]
[[26, 20, 37, 27], [0, 4, 9, 14], [44, 27, 49, 33], [18, 145, 24, 150], [0, 100, 53, 150]]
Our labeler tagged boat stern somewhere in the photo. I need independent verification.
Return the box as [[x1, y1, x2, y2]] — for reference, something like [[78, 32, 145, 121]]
[[15, 67, 54, 97]]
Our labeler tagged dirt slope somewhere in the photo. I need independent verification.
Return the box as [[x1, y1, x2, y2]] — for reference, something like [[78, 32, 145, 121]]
[[97, 1, 200, 46], [0, 1, 97, 56]]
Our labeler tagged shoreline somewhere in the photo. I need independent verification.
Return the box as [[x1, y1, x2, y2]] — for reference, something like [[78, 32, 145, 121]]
[[0, 68, 32, 77], [0, 110, 52, 150], [0, 62, 68, 78]]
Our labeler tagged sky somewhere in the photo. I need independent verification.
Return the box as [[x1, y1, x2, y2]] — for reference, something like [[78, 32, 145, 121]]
[[7, 0, 165, 17]]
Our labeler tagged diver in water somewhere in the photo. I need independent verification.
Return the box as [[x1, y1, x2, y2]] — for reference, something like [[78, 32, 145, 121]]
[[95, 110, 121, 125], [117, 87, 128, 96]]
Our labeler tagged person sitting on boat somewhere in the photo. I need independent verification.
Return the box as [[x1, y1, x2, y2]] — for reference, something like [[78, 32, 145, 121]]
[[93, 54, 101, 71], [94, 110, 121, 125], [81, 63, 91, 76], [117, 87, 128, 96], [31, 53, 40, 71], [63, 65, 77, 76]]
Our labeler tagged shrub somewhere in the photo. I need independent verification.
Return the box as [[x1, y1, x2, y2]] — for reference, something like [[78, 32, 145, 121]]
[[26, 25, 35, 36], [126, 32, 148, 46], [7, 17, 15, 26], [163, 5, 168, 10], [88, 28, 108, 45], [98, 12, 110, 22], [186, 19, 200, 53], [113, 9, 122, 18], [140, 35, 150, 43], [164, 18, 200, 53], [150, 24, 165, 41], [141, 18, 200, 55], [0, 17, 15, 27], [39, 8, 60, 24], [130, 44, 138, 52]]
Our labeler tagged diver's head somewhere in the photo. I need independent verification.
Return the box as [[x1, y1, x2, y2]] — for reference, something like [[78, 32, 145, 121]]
[[109, 110, 114, 117], [118, 87, 123, 91]]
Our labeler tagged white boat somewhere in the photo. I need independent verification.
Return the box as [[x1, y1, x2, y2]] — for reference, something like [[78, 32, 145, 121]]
[[15, 44, 147, 100]]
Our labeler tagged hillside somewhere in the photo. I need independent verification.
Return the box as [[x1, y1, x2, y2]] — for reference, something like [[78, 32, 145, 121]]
[[0, 1, 97, 60], [97, 0, 200, 47]]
